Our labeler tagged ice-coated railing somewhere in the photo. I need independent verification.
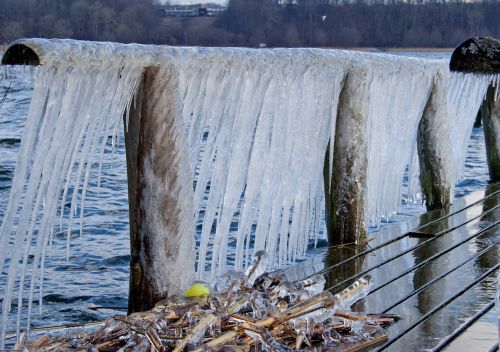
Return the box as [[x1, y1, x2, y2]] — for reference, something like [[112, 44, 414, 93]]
[[0, 38, 498, 345]]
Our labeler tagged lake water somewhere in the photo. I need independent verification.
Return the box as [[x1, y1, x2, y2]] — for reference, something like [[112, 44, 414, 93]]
[[0, 51, 495, 349]]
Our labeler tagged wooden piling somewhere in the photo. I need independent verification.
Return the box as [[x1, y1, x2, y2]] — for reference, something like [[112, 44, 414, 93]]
[[326, 71, 369, 244], [482, 85, 500, 181], [125, 66, 195, 313], [417, 73, 453, 211]]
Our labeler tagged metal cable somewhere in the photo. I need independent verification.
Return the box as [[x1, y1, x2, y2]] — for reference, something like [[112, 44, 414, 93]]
[[308, 194, 500, 279], [432, 300, 495, 352], [368, 231, 499, 297], [410, 189, 500, 231], [326, 219, 499, 292], [382, 243, 498, 313], [374, 265, 499, 351]]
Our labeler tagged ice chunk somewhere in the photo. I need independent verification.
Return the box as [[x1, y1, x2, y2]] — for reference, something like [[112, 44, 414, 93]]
[[244, 250, 270, 287], [299, 274, 326, 296], [333, 275, 373, 309], [213, 270, 246, 293]]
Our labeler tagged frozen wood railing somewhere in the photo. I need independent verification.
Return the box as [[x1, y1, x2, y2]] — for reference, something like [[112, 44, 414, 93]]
[[0, 38, 498, 334]]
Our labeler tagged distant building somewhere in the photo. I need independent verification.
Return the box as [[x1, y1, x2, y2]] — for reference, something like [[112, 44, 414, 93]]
[[160, 4, 227, 17], [162, 7, 199, 17], [206, 6, 226, 16]]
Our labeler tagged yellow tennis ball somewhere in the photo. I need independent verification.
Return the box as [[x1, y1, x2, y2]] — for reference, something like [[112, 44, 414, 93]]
[[184, 281, 211, 298]]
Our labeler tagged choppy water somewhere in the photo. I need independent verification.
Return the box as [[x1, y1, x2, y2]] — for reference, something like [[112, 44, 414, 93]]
[[0, 68, 131, 333], [0, 53, 493, 346]]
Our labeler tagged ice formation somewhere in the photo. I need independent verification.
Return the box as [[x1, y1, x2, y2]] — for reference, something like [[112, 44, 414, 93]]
[[358, 57, 439, 225], [0, 39, 498, 345], [406, 71, 497, 201], [446, 73, 498, 186], [176, 48, 349, 279], [0, 54, 144, 344]]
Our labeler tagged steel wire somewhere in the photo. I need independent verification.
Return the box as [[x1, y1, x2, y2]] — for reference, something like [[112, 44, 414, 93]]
[[374, 265, 499, 351]]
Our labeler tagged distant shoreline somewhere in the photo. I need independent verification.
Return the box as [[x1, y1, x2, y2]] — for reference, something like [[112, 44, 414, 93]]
[[334, 47, 453, 53], [384, 47, 453, 52], [0, 43, 453, 52]]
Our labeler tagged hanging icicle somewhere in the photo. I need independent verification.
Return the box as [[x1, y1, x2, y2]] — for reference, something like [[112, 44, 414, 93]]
[[0, 60, 143, 347]]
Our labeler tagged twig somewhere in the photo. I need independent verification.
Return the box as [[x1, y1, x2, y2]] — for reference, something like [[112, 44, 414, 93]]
[[173, 314, 217, 352], [0, 82, 11, 107]]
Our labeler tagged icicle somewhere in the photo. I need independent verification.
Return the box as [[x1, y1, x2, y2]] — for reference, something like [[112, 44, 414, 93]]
[[363, 57, 439, 225], [0, 59, 142, 346], [447, 72, 493, 185], [183, 49, 349, 278]]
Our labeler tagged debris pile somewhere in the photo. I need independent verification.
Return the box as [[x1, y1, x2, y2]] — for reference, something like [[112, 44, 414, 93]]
[[16, 252, 400, 351]]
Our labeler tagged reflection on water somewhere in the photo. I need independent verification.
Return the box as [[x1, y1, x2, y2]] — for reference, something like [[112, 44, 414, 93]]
[[323, 244, 367, 291], [444, 311, 498, 352]]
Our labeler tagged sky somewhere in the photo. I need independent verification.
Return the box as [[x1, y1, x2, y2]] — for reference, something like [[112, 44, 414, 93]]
[[157, 0, 229, 5]]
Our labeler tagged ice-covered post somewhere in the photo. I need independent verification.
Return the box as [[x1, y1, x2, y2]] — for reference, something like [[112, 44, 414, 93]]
[[416, 37, 500, 210], [450, 37, 500, 182], [482, 85, 500, 181], [326, 68, 370, 245], [416, 72, 453, 210], [125, 65, 195, 313], [2, 40, 195, 314]]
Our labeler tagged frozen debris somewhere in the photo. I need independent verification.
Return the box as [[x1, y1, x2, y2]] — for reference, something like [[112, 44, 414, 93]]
[[244, 250, 270, 287], [17, 272, 400, 351]]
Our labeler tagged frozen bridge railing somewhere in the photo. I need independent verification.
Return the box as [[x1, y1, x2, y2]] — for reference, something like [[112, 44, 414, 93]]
[[0, 38, 499, 341]]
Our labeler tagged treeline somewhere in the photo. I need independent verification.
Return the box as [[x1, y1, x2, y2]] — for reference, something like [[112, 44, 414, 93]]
[[213, 0, 500, 47], [0, 0, 164, 44], [0, 0, 499, 48]]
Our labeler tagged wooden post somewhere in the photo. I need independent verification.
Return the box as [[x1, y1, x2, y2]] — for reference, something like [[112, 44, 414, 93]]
[[323, 140, 334, 243], [482, 85, 500, 182], [417, 73, 452, 211], [326, 70, 369, 245], [125, 66, 195, 313]]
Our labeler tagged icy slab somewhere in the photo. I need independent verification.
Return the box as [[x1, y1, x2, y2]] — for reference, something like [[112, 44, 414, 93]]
[[447, 72, 494, 191], [177, 48, 351, 280], [178, 48, 448, 279], [362, 58, 441, 225]]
